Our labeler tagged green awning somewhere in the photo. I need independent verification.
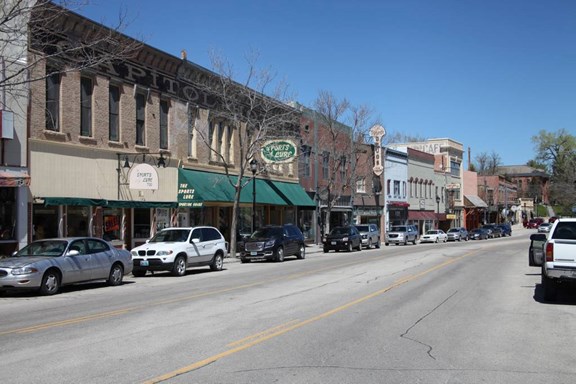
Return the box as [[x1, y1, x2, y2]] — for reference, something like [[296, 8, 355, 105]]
[[43, 197, 177, 208], [267, 181, 316, 207], [178, 169, 287, 207]]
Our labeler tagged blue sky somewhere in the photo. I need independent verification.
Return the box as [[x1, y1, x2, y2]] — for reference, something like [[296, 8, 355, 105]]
[[79, 0, 576, 167]]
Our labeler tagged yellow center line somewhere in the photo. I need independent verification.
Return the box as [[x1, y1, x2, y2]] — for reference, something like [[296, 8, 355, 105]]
[[143, 250, 477, 383]]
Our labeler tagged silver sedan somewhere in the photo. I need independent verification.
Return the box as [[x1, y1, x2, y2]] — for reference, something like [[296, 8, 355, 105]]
[[0, 237, 133, 295]]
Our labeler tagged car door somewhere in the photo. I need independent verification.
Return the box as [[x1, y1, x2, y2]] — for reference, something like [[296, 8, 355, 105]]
[[199, 227, 220, 262], [188, 228, 204, 262], [61, 239, 93, 283], [87, 239, 115, 280], [284, 226, 297, 256]]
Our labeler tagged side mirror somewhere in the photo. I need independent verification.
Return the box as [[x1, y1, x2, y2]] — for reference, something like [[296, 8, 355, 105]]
[[530, 233, 547, 242], [67, 250, 80, 256], [191, 238, 200, 244]]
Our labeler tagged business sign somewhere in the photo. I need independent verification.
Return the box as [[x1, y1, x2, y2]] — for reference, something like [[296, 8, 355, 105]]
[[369, 124, 386, 176], [129, 164, 158, 190], [446, 183, 461, 190], [260, 140, 297, 163]]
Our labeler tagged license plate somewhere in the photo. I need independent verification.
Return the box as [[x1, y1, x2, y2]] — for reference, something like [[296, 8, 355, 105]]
[[251, 251, 257, 256], [140, 260, 149, 267], [331, 241, 337, 245]]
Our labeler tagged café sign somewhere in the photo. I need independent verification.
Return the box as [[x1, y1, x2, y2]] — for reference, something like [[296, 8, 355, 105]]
[[260, 140, 297, 164]]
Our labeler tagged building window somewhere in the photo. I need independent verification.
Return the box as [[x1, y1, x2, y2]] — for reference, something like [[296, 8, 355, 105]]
[[188, 105, 196, 158], [80, 77, 93, 136], [339, 156, 347, 181], [356, 177, 366, 193], [135, 93, 146, 146], [451, 160, 461, 177], [322, 151, 329, 179], [394, 180, 400, 197], [402, 181, 406, 198], [109, 85, 120, 141], [387, 179, 391, 195], [46, 70, 60, 131], [159, 100, 169, 149], [299, 145, 311, 177]]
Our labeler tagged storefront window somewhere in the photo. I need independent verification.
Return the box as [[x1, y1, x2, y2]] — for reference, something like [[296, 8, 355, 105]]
[[33, 204, 59, 240], [103, 208, 122, 241], [67, 206, 90, 237], [0, 188, 15, 240]]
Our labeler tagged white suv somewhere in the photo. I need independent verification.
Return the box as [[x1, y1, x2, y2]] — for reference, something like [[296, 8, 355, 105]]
[[131, 226, 227, 277]]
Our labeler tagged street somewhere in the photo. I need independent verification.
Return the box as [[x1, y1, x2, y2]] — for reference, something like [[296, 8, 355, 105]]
[[1, 227, 575, 384]]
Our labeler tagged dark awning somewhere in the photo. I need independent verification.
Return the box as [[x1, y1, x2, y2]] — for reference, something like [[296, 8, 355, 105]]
[[465, 195, 488, 208], [408, 211, 437, 221], [178, 169, 287, 208], [0, 169, 30, 187], [267, 180, 316, 207], [43, 197, 177, 208]]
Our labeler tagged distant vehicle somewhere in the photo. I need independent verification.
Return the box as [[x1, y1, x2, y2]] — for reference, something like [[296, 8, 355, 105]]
[[354, 224, 380, 249], [526, 218, 544, 229], [241, 224, 305, 263], [323, 226, 362, 253], [420, 229, 448, 243], [496, 223, 512, 237], [131, 226, 227, 276], [385, 225, 418, 246], [548, 216, 559, 223], [482, 224, 503, 238], [447, 227, 469, 242], [470, 228, 489, 240], [0, 237, 133, 295], [538, 222, 552, 233]]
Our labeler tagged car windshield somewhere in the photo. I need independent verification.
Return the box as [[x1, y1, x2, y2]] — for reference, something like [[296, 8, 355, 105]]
[[426, 230, 439, 234], [149, 229, 190, 242], [355, 226, 369, 232], [15, 240, 68, 257], [448, 229, 459, 233], [251, 227, 283, 238], [330, 227, 350, 235], [391, 226, 407, 232]]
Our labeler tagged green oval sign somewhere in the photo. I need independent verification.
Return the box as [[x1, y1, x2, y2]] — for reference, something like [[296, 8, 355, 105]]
[[260, 140, 297, 163]]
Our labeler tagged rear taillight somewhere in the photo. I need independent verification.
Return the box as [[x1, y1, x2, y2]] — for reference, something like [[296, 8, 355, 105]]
[[545, 243, 554, 262]]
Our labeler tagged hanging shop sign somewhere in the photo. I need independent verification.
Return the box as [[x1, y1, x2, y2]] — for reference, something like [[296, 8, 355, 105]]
[[260, 140, 297, 164], [129, 163, 159, 190], [369, 124, 386, 176]]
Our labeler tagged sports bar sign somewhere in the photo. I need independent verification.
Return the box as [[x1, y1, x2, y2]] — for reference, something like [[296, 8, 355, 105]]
[[260, 140, 297, 164]]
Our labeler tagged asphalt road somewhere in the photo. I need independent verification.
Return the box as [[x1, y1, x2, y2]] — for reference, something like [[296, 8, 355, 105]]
[[1, 227, 575, 384]]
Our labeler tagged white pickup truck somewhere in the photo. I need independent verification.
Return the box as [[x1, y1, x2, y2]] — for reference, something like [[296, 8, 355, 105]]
[[529, 218, 576, 301]]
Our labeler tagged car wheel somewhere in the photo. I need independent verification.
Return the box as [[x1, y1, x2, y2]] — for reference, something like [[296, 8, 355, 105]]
[[376, 238, 381, 248], [323, 247, 329, 253], [275, 247, 285, 262], [39, 269, 60, 296], [210, 253, 224, 271], [404, 239, 408, 245], [348, 242, 353, 252], [107, 263, 124, 286], [413, 237, 417, 245], [385, 243, 389, 246], [171, 256, 187, 276], [240, 257, 250, 263], [132, 269, 146, 277], [367, 239, 372, 249], [356, 242, 362, 251], [297, 244, 306, 259], [542, 272, 558, 302], [435, 237, 438, 243]]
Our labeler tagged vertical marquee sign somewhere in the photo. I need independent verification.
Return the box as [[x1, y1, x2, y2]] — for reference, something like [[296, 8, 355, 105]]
[[369, 124, 386, 176]]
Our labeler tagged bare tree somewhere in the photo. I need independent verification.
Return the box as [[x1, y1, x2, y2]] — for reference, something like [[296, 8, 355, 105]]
[[1, 0, 140, 113], [313, 90, 374, 236], [180, 51, 300, 257], [474, 151, 501, 175]]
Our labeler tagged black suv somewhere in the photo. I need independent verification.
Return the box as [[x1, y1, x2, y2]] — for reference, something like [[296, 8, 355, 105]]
[[241, 224, 305, 263]]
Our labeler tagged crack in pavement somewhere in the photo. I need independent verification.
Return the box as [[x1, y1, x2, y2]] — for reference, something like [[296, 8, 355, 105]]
[[400, 291, 458, 360]]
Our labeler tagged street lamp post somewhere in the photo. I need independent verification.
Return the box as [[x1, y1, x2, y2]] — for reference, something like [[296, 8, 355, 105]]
[[250, 159, 258, 233]]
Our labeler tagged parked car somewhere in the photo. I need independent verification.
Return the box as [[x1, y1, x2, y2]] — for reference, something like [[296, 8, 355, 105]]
[[241, 224, 305, 263], [447, 227, 469, 241], [469, 228, 489, 240], [354, 224, 380, 249], [482, 224, 503, 238], [0, 237, 133, 295], [385, 225, 418, 246], [496, 223, 512, 237], [538, 222, 552, 233], [131, 226, 227, 276], [323, 226, 362, 253], [526, 218, 545, 229], [420, 229, 448, 243]]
